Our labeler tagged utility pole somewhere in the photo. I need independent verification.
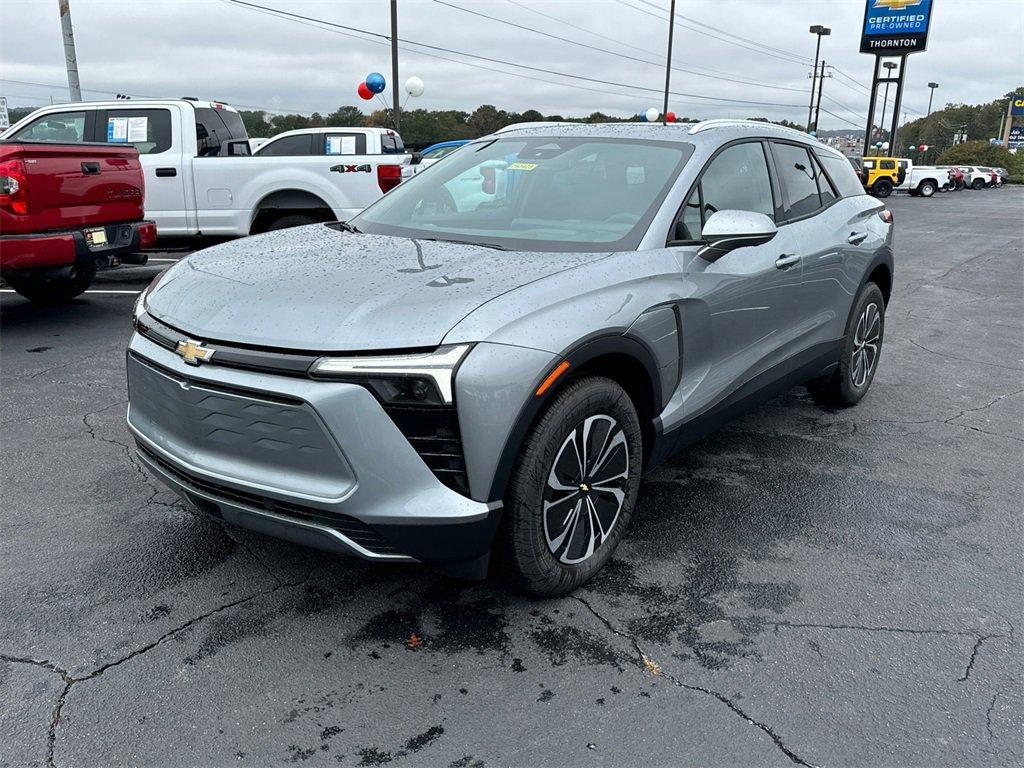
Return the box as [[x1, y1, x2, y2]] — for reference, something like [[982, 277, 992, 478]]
[[58, 0, 82, 102], [926, 82, 939, 116], [812, 61, 827, 133], [662, 0, 676, 126], [806, 25, 830, 132], [390, 0, 400, 132]]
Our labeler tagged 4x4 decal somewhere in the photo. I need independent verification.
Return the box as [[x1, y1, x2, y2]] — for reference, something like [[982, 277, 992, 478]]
[[330, 163, 372, 173]]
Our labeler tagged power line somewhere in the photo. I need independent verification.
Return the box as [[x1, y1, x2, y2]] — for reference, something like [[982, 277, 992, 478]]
[[613, 0, 810, 66], [434, 0, 806, 94], [223, 0, 816, 112], [632, 0, 813, 64]]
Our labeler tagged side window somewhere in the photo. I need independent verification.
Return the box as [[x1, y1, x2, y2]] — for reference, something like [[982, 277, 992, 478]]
[[678, 188, 703, 241], [100, 109, 172, 154], [810, 153, 838, 206], [880, 160, 895, 171], [817, 151, 865, 198], [255, 134, 314, 156], [773, 143, 822, 219], [10, 111, 87, 143], [323, 133, 367, 155], [194, 107, 247, 156]]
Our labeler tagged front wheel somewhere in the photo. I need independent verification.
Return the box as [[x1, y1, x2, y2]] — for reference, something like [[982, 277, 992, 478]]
[[808, 282, 885, 408], [497, 376, 642, 596]]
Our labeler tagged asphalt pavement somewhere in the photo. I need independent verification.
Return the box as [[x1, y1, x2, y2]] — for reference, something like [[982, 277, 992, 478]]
[[2, 188, 1022, 768]]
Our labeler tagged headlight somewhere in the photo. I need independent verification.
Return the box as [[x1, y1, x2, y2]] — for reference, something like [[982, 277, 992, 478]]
[[309, 344, 470, 406]]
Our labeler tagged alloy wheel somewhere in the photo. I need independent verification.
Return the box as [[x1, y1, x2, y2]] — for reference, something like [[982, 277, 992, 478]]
[[851, 302, 881, 388], [542, 414, 629, 564]]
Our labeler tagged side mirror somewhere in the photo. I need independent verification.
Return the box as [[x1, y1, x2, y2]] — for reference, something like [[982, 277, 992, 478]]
[[698, 210, 777, 262], [411, 151, 424, 165], [226, 139, 251, 157]]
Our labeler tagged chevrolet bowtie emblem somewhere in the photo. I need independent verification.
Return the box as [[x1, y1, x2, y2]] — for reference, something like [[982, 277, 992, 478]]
[[874, 0, 922, 9], [175, 339, 214, 366]]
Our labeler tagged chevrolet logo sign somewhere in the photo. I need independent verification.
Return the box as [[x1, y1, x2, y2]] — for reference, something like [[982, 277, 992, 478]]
[[175, 339, 214, 366], [874, 0, 922, 9]]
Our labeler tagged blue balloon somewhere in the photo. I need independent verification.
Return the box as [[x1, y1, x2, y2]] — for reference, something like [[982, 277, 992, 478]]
[[365, 72, 386, 94], [639, 112, 648, 122]]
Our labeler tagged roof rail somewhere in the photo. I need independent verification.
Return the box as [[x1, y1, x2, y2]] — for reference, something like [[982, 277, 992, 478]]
[[687, 119, 811, 139]]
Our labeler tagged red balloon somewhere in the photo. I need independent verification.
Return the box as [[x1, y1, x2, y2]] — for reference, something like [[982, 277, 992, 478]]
[[918, 144, 926, 152], [666, 111, 677, 123], [357, 82, 374, 100]]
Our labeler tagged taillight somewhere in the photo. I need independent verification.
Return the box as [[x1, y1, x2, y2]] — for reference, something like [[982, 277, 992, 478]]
[[0, 158, 29, 215], [879, 209, 893, 224], [377, 164, 402, 193]]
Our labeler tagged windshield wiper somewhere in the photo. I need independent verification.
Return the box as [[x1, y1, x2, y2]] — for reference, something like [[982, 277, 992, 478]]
[[416, 236, 508, 251], [336, 221, 362, 233]]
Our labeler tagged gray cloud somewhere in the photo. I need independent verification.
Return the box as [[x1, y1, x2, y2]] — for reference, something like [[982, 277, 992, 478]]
[[2, 0, 1021, 130]]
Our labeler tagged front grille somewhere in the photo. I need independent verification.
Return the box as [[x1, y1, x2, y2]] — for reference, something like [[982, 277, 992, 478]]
[[383, 405, 470, 496], [138, 443, 400, 555]]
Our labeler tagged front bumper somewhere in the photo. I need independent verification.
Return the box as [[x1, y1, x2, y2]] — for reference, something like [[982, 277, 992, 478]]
[[0, 220, 156, 271], [126, 333, 501, 569]]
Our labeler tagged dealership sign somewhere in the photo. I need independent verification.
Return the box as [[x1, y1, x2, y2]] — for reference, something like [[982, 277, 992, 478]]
[[1011, 98, 1024, 116], [861, 0, 933, 54], [1010, 125, 1024, 149]]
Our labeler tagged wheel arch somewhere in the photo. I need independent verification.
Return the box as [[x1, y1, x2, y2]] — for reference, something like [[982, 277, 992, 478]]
[[484, 334, 664, 502], [249, 188, 336, 234]]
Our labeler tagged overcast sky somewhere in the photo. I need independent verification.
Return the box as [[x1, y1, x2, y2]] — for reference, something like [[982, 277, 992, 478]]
[[2, 0, 1022, 130]]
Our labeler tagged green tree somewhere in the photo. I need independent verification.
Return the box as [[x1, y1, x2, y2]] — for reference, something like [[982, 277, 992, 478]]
[[467, 104, 509, 137], [520, 109, 544, 123], [324, 106, 366, 127], [239, 109, 272, 138]]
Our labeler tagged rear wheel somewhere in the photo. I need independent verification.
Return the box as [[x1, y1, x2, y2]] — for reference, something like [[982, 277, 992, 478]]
[[919, 180, 937, 197], [971, 178, 986, 190], [6, 264, 96, 304], [872, 179, 893, 198], [809, 282, 885, 408], [497, 376, 642, 596]]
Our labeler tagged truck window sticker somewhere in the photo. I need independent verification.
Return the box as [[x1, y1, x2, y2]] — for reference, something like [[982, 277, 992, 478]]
[[127, 116, 149, 143], [107, 117, 129, 142], [326, 135, 357, 155]]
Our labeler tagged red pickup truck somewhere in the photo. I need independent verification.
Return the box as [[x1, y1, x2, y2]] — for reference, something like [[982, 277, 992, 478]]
[[0, 141, 156, 303]]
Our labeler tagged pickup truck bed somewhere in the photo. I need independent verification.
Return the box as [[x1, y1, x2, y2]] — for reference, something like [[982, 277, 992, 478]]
[[0, 140, 156, 302]]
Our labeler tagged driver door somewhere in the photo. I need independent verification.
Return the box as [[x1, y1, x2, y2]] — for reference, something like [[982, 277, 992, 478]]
[[670, 140, 805, 420]]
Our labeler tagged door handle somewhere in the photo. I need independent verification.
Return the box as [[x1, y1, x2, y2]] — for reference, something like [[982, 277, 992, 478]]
[[80, 162, 100, 175], [847, 231, 868, 245], [155, 167, 177, 177], [775, 253, 801, 269]]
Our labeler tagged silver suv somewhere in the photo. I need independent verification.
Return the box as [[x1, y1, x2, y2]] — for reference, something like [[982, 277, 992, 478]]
[[128, 121, 893, 595]]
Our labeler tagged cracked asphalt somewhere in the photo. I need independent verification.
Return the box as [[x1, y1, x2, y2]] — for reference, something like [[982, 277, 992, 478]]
[[2, 189, 1022, 768]]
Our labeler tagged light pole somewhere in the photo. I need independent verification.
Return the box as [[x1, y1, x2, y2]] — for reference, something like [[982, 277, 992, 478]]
[[57, 0, 82, 102], [927, 82, 939, 116], [662, 0, 677, 126], [806, 25, 830, 132], [390, 0, 400, 132], [878, 61, 898, 151]]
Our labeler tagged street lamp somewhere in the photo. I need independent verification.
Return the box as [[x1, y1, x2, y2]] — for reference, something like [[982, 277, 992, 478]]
[[878, 61, 898, 151], [806, 25, 831, 132], [927, 82, 939, 116]]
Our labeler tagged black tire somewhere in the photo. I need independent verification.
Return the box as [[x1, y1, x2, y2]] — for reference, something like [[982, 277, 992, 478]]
[[808, 282, 886, 408], [872, 179, 893, 198], [265, 214, 318, 231], [971, 178, 986, 190], [919, 180, 937, 197], [496, 376, 642, 596], [6, 264, 96, 304]]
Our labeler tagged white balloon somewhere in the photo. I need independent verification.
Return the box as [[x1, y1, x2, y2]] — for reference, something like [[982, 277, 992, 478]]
[[645, 107, 660, 123], [881, 141, 890, 150], [405, 76, 425, 97]]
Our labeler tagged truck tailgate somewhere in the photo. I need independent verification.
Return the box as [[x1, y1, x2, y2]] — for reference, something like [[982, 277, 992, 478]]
[[1, 142, 145, 235]]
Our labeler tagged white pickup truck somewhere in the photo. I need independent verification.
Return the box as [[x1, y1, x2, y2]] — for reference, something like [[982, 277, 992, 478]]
[[2, 100, 411, 236], [899, 164, 946, 198]]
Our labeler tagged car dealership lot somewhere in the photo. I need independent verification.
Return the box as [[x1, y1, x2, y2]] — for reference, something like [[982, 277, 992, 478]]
[[2, 190, 1022, 767]]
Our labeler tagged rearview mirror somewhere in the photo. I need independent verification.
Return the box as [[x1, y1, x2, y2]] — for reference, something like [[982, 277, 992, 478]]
[[698, 210, 777, 262]]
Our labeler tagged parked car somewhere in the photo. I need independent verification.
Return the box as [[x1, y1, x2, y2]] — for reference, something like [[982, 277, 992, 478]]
[[402, 139, 471, 180], [860, 156, 906, 197], [901, 164, 945, 197], [2, 101, 411, 236], [127, 120, 893, 595], [0, 139, 155, 302], [957, 166, 991, 190]]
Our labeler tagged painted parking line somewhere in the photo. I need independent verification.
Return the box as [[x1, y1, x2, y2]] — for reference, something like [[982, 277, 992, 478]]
[[1, 288, 142, 295]]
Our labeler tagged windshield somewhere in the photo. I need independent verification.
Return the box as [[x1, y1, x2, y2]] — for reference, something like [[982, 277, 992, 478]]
[[350, 137, 692, 252]]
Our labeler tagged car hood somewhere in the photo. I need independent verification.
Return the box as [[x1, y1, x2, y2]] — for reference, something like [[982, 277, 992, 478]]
[[145, 224, 609, 351]]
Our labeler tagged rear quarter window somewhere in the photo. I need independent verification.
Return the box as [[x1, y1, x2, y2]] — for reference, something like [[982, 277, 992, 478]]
[[817, 152, 867, 197]]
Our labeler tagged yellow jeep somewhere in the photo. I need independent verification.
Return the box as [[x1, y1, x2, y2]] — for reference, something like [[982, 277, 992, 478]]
[[860, 157, 907, 198]]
